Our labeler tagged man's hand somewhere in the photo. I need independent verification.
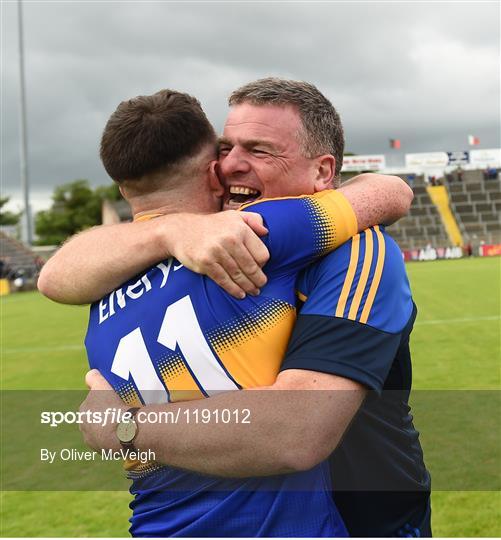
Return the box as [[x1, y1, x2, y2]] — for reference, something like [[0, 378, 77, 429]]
[[165, 211, 269, 299], [79, 369, 125, 452], [38, 211, 269, 304]]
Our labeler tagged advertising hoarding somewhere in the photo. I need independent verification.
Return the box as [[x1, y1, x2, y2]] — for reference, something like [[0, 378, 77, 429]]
[[342, 154, 386, 172]]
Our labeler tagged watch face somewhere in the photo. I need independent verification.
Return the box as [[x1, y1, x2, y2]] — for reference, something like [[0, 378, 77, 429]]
[[117, 419, 137, 444]]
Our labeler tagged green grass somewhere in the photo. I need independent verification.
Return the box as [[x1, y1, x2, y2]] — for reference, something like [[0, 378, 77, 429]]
[[1, 257, 500, 537], [1, 293, 88, 390], [407, 258, 500, 390]]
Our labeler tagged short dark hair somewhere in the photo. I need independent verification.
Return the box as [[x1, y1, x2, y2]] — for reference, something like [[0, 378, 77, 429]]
[[100, 89, 216, 182], [229, 77, 345, 178]]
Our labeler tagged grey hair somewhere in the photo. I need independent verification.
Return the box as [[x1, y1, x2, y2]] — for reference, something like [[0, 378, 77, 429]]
[[229, 77, 345, 178]]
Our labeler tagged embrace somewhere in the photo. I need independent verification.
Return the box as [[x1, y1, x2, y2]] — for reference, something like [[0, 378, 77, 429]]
[[39, 77, 431, 538]]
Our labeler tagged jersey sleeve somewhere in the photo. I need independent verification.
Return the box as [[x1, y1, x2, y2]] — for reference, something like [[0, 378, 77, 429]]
[[282, 227, 415, 394], [240, 190, 357, 277]]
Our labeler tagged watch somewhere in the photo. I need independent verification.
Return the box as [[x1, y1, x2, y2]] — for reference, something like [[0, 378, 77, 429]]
[[116, 407, 140, 450]]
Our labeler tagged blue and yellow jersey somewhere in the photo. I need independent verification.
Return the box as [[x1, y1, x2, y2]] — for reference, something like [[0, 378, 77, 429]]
[[285, 225, 414, 392], [84, 190, 355, 538], [281, 227, 431, 538]]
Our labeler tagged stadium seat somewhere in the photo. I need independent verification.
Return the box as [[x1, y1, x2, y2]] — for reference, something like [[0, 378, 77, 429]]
[[470, 192, 488, 202], [463, 223, 485, 233], [412, 186, 427, 196], [485, 181, 501, 191], [460, 214, 480, 223], [465, 183, 483, 192], [475, 203, 494, 213], [419, 216, 433, 226], [451, 193, 469, 203], [481, 213, 500, 223]]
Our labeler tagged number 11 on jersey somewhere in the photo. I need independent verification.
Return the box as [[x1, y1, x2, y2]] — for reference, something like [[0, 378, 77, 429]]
[[111, 295, 239, 404]]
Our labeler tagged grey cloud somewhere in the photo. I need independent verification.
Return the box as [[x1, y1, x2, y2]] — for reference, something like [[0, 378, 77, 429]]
[[2, 1, 499, 211]]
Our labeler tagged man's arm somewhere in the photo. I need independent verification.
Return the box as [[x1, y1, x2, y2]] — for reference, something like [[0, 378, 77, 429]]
[[81, 368, 366, 477], [39, 174, 412, 305], [341, 173, 413, 229], [37, 211, 271, 304]]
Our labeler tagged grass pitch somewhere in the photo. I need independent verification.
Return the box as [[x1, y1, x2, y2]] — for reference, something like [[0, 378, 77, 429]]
[[1, 257, 500, 536]]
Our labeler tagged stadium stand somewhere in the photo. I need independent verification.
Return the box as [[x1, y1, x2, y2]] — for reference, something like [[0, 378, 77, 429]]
[[385, 175, 452, 250], [0, 232, 42, 287], [446, 170, 501, 245]]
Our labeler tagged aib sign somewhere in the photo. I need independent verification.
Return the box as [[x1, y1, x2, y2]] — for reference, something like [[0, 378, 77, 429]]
[[447, 151, 469, 166]]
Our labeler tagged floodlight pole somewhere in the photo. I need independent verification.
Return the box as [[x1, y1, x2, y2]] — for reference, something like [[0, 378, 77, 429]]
[[17, 0, 32, 245]]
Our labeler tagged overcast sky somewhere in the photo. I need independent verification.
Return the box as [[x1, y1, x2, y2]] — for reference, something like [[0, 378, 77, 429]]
[[2, 0, 500, 212]]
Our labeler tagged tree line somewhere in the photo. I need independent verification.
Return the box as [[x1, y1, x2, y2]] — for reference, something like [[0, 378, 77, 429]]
[[1, 180, 122, 246]]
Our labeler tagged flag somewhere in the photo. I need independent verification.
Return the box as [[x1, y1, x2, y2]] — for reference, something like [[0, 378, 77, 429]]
[[468, 135, 480, 145], [390, 139, 401, 149]]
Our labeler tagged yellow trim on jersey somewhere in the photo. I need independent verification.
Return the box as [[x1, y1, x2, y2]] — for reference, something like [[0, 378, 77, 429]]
[[133, 213, 164, 222], [161, 363, 205, 403], [314, 190, 358, 248], [360, 226, 386, 324], [335, 234, 360, 317], [240, 190, 358, 249], [213, 307, 296, 388], [348, 229, 373, 320]]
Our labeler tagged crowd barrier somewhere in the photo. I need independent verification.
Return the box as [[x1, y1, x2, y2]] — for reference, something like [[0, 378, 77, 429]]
[[403, 243, 501, 261], [478, 243, 501, 257]]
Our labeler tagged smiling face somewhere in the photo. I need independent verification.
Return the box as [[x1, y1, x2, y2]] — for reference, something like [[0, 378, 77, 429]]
[[219, 103, 329, 210]]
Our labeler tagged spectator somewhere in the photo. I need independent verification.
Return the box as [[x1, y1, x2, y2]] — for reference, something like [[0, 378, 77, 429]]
[[485, 167, 498, 180], [456, 166, 464, 182]]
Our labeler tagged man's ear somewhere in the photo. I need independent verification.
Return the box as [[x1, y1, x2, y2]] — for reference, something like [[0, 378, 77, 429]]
[[209, 160, 225, 197], [118, 184, 127, 199], [313, 155, 335, 192]]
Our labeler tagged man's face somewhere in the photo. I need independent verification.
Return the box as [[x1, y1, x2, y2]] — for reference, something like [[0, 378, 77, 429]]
[[219, 103, 321, 210]]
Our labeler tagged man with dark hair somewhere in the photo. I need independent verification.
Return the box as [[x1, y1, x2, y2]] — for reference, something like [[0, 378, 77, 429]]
[[100, 90, 217, 184], [39, 80, 428, 537]]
